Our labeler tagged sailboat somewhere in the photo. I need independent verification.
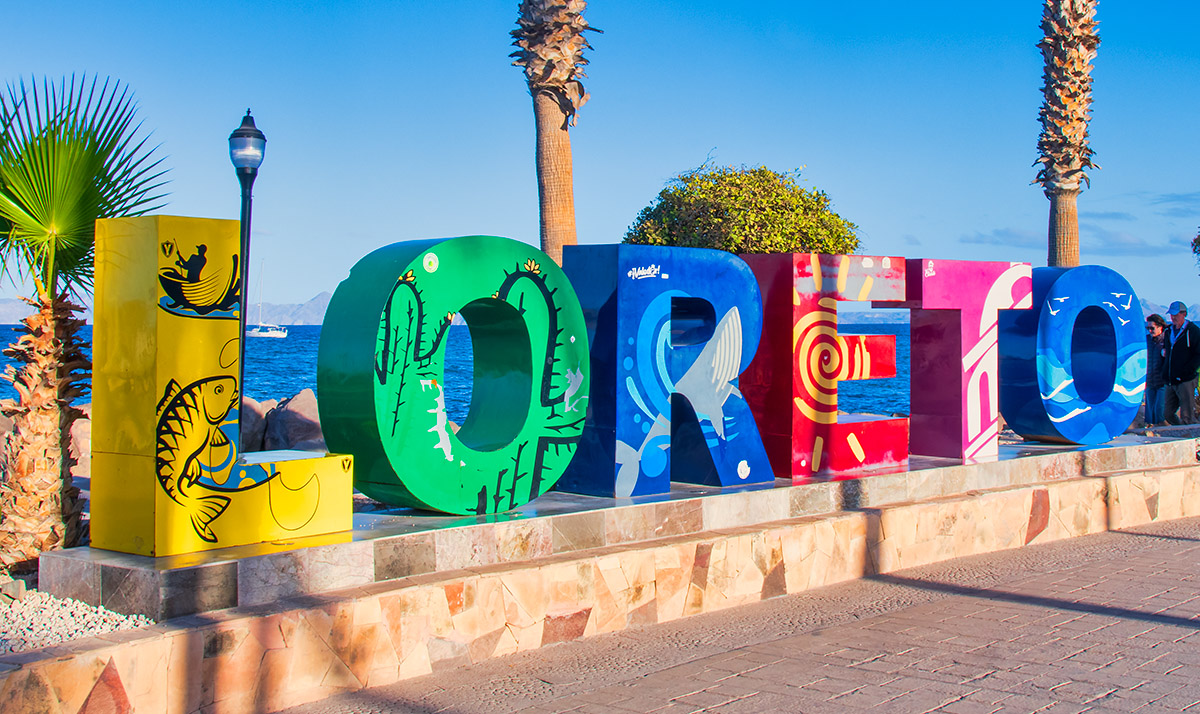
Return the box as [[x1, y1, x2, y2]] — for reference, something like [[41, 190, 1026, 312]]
[[246, 262, 288, 339]]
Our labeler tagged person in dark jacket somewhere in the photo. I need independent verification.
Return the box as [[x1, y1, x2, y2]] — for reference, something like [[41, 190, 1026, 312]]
[[1162, 301, 1200, 425], [1145, 313, 1168, 425]]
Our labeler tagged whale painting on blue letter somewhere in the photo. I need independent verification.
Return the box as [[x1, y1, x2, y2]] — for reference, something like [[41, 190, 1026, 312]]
[[559, 244, 775, 497]]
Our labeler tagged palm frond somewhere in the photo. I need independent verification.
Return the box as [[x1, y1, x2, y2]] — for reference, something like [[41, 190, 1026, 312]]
[[510, 0, 601, 125], [0, 74, 168, 299], [1034, 0, 1099, 193]]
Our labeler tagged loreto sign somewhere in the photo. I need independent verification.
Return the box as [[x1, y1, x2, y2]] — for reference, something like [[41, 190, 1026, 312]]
[[91, 223, 1148, 555], [318, 236, 1146, 512]]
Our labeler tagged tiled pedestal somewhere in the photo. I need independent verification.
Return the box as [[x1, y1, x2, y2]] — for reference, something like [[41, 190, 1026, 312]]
[[40, 435, 1197, 620], [14, 435, 1200, 713]]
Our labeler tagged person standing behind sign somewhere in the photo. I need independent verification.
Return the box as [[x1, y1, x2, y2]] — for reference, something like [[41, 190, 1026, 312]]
[[1144, 313, 1168, 425], [1163, 301, 1200, 425]]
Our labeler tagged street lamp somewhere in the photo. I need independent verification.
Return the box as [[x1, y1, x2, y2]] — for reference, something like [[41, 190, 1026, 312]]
[[229, 109, 266, 456]]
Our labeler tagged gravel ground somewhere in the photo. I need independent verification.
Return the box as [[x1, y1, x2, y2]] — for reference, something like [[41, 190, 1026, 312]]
[[0, 590, 154, 653]]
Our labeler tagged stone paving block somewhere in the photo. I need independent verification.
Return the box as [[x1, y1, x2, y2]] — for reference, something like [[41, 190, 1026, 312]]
[[1035, 703, 1093, 714], [493, 520, 550, 564], [1088, 704, 1184, 714], [680, 667, 735, 685], [643, 704, 710, 714], [936, 699, 1005, 714], [548, 510, 606, 554], [986, 693, 1068, 713], [799, 675, 865, 697], [881, 688, 970, 712], [99, 565, 161, 620], [829, 683, 912, 708], [433, 524, 499, 571], [652, 500, 704, 539], [1049, 679, 1121, 704], [667, 689, 735, 709], [604, 504, 658, 545], [703, 691, 797, 713], [1129, 677, 1186, 695], [1085, 687, 1170, 711], [570, 703, 640, 714], [1140, 689, 1200, 709], [373, 533, 436, 581], [705, 679, 767, 700]]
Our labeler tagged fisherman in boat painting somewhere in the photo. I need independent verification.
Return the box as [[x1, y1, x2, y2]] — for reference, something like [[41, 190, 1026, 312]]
[[159, 239, 242, 318]]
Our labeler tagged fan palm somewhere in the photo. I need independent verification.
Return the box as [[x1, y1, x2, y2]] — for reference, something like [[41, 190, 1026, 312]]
[[0, 75, 166, 571], [1034, 0, 1100, 267], [510, 0, 600, 265]]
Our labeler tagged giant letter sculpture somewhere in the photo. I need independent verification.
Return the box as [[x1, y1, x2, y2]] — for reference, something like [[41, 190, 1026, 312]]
[[999, 265, 1145, 444], [898, 259, 1032, 460], [91, 216, 352, 557], [742, 254, 908, 482], [317, 236, 590, 514], [558, 245, 774, 497]]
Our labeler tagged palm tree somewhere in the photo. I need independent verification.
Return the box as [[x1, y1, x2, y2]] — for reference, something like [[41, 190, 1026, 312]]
[[0, 76, 166, 571], [510, 0, 600, 265], [1034, 0, 1100, 268]]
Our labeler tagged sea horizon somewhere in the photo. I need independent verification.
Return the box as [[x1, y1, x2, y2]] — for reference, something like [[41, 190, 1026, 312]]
[[0, 323, 912, 418]]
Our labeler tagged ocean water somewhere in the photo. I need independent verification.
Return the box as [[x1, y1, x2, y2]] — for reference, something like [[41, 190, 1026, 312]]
[[831, 324, 911, 416], [0, 326, 24, 401], [0, 323, 911, 417]]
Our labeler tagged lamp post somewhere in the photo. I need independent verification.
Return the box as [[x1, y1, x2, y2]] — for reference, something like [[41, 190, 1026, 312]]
[[229, 109, 266, 456]]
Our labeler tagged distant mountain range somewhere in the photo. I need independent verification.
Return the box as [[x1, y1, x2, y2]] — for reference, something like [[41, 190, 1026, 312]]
[[0, 299, 93, 325], [247, 292, 332, 326], [1140, 299, 1199, 320], [0, 292, 331, 326], [0, 292, 1189, 327]]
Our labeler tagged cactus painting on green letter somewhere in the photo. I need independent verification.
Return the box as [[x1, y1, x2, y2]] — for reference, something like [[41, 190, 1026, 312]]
[[317, 236, 590, 515]]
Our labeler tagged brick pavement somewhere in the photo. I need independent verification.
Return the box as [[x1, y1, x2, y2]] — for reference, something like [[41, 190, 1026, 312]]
[[286, 517, 1200, 714]]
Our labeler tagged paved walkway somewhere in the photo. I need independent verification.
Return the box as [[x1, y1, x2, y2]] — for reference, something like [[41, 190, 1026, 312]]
[[286, 517, 1200, 714]]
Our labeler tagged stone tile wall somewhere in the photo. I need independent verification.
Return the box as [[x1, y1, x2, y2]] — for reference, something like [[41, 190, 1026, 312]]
[[8, 458, 1200, 714], [39, 437, 1200, 621]]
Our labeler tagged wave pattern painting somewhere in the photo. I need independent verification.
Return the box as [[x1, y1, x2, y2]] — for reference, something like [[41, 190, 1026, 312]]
[[1001, 265, 1146, 445]]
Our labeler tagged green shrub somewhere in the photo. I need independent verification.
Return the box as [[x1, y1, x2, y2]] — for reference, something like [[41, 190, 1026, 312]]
[[624, 165, 859, 255]]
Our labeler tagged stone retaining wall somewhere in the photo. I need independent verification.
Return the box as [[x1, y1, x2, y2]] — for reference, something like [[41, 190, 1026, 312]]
[[39, 437, 1199, 621], [5, 446, 1200, 713]]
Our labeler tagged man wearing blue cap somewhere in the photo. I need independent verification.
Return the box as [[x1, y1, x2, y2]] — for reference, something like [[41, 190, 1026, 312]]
[[1163, 301, 1200, 424]]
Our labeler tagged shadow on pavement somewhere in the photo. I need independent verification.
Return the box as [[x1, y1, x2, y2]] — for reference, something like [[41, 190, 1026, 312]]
[[1113, 529, 1200, 543], [871, 573, 1200, 630]]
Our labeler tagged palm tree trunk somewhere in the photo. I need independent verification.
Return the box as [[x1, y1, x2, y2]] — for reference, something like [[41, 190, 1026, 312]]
[[1047, 188, 1080, 267], [533, 90, 577, 265], [0, 296, 88, 572]]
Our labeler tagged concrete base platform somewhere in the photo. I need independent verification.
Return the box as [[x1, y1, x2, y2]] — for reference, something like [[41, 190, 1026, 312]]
[[38, 434, 1199, 620], [12, 435, 1200, 713]]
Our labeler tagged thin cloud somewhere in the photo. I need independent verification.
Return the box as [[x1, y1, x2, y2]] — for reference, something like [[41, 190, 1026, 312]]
[[1167, 233, 1196, 249], [960, 228, 1041, 248], [1080, 210, 1136, 222], [1152, 192, 1200, 218], [1079, 223, 1176, 256], [903, 234, 921, 246]]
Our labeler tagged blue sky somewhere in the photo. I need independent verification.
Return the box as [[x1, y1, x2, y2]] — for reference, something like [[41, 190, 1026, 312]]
[[5, 1, 1198, 307]]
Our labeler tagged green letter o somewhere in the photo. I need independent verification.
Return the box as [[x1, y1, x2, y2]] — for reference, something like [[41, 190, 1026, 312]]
[[317, 236, 591, 514]]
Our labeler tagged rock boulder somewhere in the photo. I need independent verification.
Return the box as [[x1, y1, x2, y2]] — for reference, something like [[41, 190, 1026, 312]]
[[264, 389, 325, 451], [240, 397, 276, 453]]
